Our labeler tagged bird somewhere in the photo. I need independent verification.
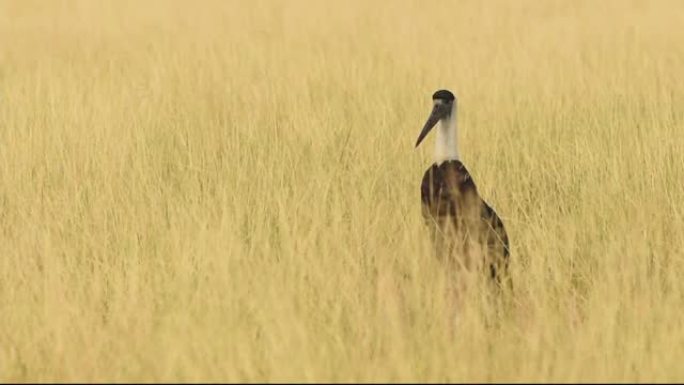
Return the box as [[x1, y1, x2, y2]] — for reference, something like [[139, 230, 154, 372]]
[[415, 89, 511, 288]]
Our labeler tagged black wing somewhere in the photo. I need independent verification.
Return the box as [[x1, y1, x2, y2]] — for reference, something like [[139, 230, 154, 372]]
[[481, 201, 511, 282], [420, 160, 511, 283]]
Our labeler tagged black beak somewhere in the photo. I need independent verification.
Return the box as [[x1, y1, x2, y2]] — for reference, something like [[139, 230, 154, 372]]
[[415, 103, 450, 148]]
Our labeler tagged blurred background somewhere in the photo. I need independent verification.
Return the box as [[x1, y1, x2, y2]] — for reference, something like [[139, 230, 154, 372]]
[[1, 0, 683, 382]]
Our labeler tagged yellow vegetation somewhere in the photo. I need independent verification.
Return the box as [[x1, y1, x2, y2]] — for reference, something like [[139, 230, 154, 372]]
[[1, 0, 683, 381]]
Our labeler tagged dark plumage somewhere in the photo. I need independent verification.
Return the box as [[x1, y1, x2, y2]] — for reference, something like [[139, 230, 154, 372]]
[[420, 160, 510, 285], [432, 89, 455, 102]]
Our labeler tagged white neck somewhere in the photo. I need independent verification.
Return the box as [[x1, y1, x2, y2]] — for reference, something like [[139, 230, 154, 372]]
[[434, 103, 459, 163]]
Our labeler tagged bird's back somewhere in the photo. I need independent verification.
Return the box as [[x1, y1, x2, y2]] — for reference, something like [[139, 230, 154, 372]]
[[421, 160, 510, 283]]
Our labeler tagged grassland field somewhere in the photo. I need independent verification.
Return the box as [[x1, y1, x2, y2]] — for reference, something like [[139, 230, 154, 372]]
[[1, 0, 684, 382]]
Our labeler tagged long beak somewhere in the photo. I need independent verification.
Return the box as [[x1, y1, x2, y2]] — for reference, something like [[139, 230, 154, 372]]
[[415, 103, 449, 148]]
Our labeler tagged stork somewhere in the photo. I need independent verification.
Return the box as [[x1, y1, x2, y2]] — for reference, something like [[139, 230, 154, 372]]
[[415, 89, 510, 287]]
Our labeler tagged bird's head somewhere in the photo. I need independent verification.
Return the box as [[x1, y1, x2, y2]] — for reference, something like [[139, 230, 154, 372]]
[[415, 89, 456, 148]]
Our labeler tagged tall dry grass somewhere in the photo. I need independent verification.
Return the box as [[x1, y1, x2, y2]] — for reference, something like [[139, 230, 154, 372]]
[[1, 0, 683, 381]]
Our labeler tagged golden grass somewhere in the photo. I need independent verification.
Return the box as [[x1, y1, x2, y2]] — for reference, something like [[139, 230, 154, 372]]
[[1, 0, 684, 381]]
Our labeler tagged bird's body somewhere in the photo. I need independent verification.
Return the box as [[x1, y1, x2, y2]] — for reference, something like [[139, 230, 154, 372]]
[[420, 159, 510, 283], [415, 90, 510, 287]]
